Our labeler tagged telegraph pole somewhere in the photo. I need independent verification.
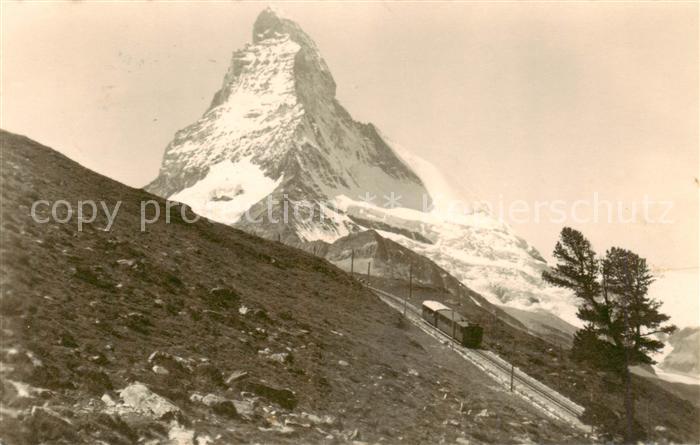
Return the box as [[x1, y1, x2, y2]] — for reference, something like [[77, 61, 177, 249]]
[[510, 340, 516, 392], [452, 308, 456, 339], [350, 249, 354, 277], [404, 262, 413, 317], [367, 261, 371, 284]]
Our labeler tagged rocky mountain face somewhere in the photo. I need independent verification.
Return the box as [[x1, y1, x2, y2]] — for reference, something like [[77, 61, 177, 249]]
[[296, 230, 524, 326], [146, 8, 581, 342], [333, 198, 580, 329], [147, 7, 431, 242]]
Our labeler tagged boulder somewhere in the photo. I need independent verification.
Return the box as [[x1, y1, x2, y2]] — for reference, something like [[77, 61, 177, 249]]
[[119, 382, 180, 419]]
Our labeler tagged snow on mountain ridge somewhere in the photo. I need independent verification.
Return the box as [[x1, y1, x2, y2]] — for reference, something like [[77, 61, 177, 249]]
[[148, 32, 303, 197], [333, 195, 581, 327], [169, 157, 283, 225]]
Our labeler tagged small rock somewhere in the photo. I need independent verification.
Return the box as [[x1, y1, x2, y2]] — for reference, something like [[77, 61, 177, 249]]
[[116, 259, 135, 267], [259, 424, 296, 435], [6, 379, 49, 398], [152, 365, 169, 375], [89, 353, 109, 365], [475, 409, 489, 418], [101, 393, 117, 406], [408, 368, 419, 377], [456, 438, 470, 445], [301, 412, 322, 424], [148, 351, 165, 362], [201, 393, 226, 406], [168, 421, 195, 445], [285, 417, 311, 428], [338, 360, 349, 367], [25, 351, 43, 367], [278, 425, 295, 435], [232, 399, 255, 417], [148, 350, 193, 372], [196, 435, 213, 445], [321, 415, 337, 426], [298, 412, 337, 427], [225, 370, 248, 385], [268, 352, 290, 364]]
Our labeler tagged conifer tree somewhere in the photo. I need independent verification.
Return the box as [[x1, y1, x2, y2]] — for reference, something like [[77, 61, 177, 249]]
[[543, 227, 676, 442]]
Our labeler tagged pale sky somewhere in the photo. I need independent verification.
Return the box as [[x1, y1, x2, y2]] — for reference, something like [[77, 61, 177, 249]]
[[2, 1, 698, 279]]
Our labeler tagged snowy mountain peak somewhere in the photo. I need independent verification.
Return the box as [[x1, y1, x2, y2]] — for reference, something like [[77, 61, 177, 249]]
[[253, 7, 291, 39], [147, 9, 432, 239], [251, 7, 336, 100]]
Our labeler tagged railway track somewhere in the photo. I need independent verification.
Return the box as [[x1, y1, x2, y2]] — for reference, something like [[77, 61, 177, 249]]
[[367, 285, 590, 431]]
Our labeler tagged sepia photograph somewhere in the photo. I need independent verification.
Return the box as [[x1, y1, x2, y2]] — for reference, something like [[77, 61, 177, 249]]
[[1, 1, 698, 444]]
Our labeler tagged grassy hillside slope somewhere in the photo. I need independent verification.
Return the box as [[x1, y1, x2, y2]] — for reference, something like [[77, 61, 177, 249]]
[[0, 130, 587, 444]]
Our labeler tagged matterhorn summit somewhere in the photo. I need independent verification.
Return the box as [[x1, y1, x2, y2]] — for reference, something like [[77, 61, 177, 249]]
[[147, 7, 432, 242]]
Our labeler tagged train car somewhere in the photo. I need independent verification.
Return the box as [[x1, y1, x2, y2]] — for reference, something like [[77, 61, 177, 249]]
[[421, 300, 483, 348]]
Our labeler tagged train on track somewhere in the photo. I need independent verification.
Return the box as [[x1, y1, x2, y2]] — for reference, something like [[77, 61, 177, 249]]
[[421, 300, 483, 348]]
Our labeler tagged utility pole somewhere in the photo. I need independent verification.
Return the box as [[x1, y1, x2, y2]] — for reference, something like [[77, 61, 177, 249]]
[[350, 249, 354, 277], [510, 340, 516, 392], [403, 262, 413, 316], [452, 308, 456, 339], [367, 261, 371, 284]]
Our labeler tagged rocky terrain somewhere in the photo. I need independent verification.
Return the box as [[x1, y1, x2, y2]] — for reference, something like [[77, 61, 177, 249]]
[[0, 130, 596, 444]]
